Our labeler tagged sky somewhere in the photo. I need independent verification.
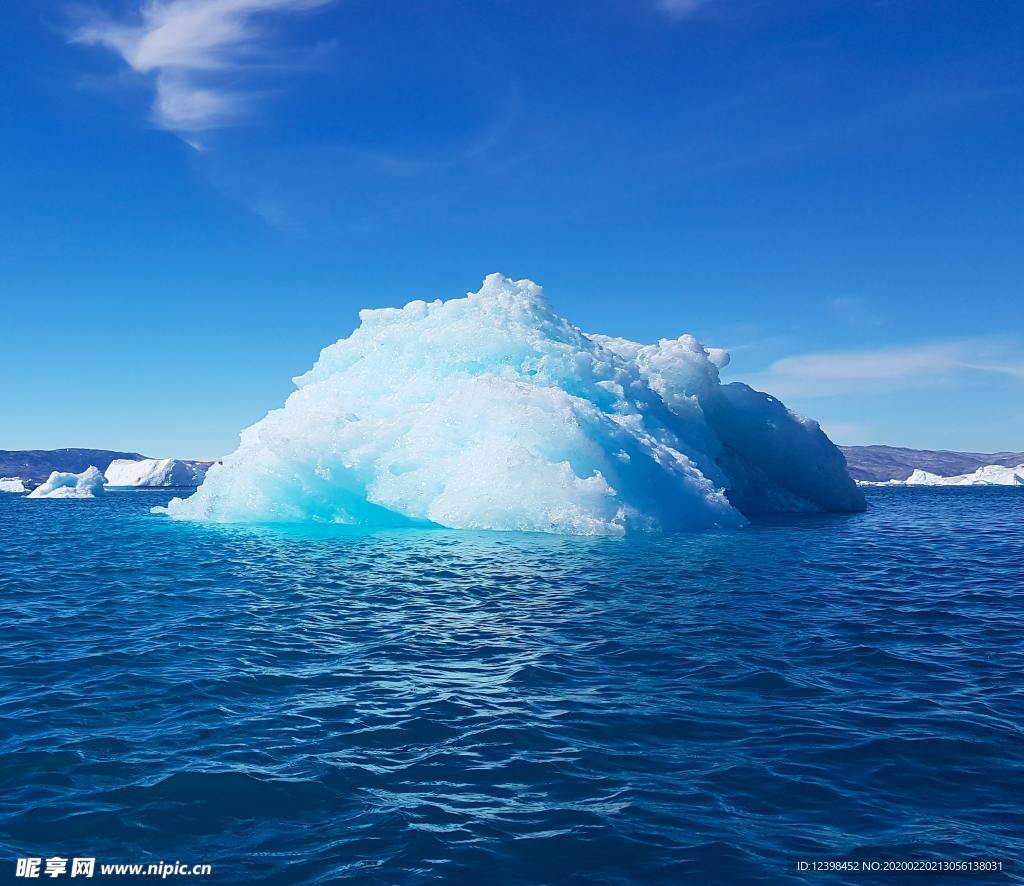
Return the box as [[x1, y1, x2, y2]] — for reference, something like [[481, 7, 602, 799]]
[[1, 0, 1021, 458]]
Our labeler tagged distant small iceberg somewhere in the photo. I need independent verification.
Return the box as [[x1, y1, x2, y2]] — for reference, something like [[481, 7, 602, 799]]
[[860, 464, 1024, 487], [105, 457, 210, 487], [28, 467, 106, 499], [0, 477, 27, 493]]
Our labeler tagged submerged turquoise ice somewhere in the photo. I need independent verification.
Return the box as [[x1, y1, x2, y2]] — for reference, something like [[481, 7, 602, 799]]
[[160, 275, 863, 533]]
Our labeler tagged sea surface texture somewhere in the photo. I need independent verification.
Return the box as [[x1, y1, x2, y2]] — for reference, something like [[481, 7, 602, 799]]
[[1, 488, 1021, 884]]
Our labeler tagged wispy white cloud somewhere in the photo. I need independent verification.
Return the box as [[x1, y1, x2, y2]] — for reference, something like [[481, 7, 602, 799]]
[[71, 0, 331, 144], [655, 0, 708, 18], [738, 339, 1024, 399]]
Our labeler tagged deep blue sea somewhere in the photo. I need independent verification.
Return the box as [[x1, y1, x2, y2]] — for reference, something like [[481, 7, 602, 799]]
[[1, 488, 1022, 884]]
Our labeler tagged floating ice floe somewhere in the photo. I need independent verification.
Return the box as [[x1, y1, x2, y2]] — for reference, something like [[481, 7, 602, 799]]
[[105, 457, 210, 487], [0, 477, 27, 493], [28, 467, 106, 499], [862, 464, 1024, 487], [158, 274, 865, 534]]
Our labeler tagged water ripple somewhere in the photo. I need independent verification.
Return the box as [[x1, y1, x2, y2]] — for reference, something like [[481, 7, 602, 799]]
[[0, 488, 1022, 883]]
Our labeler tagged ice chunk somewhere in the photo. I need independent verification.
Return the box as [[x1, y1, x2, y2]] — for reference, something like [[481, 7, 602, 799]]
[[966, 464, 1024, 485], [706, 348, 730, 369], [159, 274, 864, 533], [900, 468, 947, 486], [105, 458, 210, 487], [897, 465, 1024, 486], [28, 467, 106, 499], [0, 477, 27, 493]]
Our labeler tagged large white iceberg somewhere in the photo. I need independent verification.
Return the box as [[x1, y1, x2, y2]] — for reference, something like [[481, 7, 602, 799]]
[[870, 464, 1024, 487], [159, 275, 863, 534], [0, 477, 27, 493], [105, 458, 209, 487], [28, 466, 106, 499], [961, 465, 1024, 485]]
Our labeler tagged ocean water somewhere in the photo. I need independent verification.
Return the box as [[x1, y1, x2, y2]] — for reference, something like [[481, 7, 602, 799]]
[[1, 488, 1021, 884]]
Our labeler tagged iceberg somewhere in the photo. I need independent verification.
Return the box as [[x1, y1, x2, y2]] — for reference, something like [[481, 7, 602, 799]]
[[0, 477, 27, 493], [903, 469, 948, 486], [966, 465, 1024, 485], [105, 458, 210, 487], [28, 466, 106, 499], [159, 274, 864, 534], [867, 464, 1024, 487]]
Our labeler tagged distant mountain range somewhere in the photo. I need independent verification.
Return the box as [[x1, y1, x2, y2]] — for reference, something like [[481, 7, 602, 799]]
[[3, 445, 1021, 487], [0, 449, 212, 485], [841, 446, 1024, 483], [0, 449, 148, 483]]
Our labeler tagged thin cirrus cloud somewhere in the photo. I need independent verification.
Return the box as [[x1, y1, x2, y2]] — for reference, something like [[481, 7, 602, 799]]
[[739, 339, 1024, 399], [71, 0, 332, 145]]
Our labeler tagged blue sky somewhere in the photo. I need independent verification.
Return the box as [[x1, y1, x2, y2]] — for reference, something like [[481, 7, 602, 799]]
[[1, 0, 1021, 457]]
